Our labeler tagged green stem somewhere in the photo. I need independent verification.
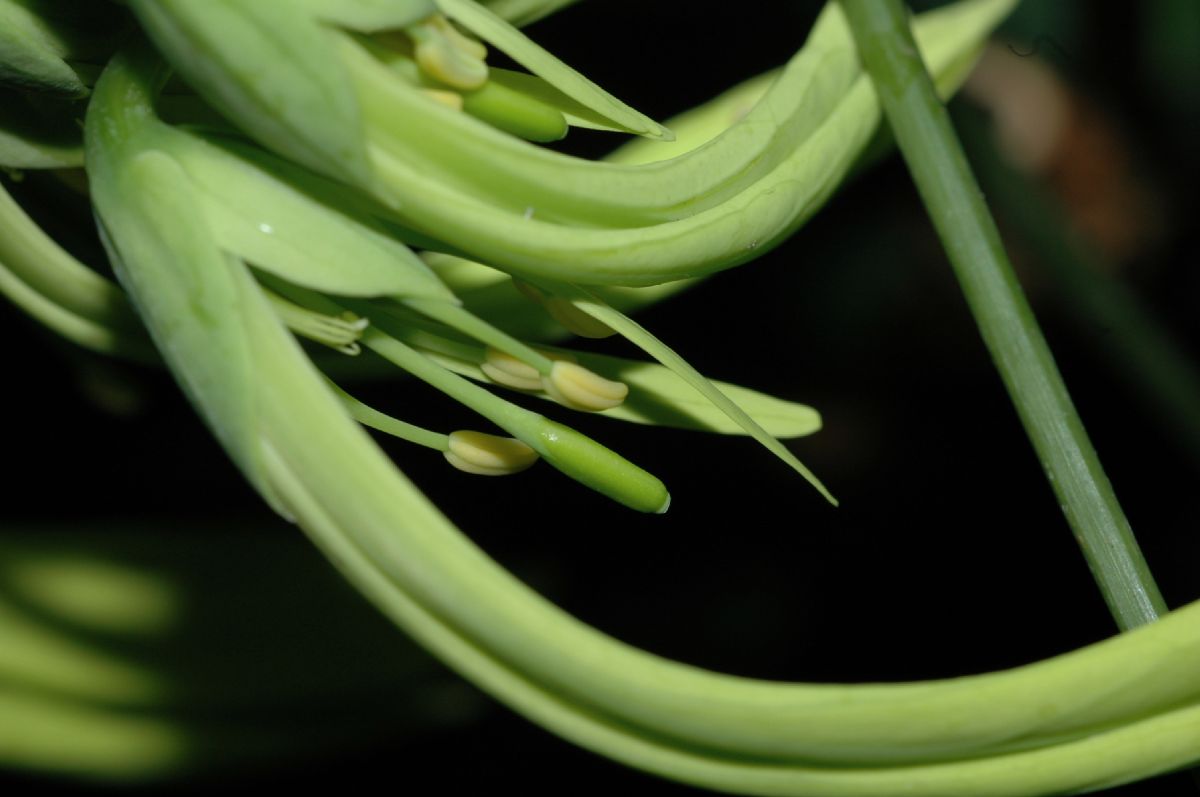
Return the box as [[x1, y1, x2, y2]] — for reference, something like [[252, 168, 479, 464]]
[[838, 0, 1166, 630], [957, 106, 1200, 471]]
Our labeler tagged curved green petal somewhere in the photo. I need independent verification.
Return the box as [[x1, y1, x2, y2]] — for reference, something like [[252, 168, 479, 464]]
[[130, 0, 374, 182], [85, 48, 266, 503], [165, 131, 453, 301], [0, 0, 88, 97]]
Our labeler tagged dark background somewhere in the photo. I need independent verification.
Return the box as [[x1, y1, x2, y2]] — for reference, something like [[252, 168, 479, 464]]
[[3, 0, 1199, 794]]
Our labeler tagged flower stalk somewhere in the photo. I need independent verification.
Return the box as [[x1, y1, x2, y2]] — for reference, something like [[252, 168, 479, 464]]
[[838, 0, 1167, 631]]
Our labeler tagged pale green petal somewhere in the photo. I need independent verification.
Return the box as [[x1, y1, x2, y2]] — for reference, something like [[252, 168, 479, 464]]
[[361, 0, 1014, 285], [130, 0, 372, 182], [0, 0, 88, 97], [572, 351, 821, 438], [85, 50, 267, 499], [299, 0, 435, 32], [165, 130, 453, 300], [91, 150, 266, 499]]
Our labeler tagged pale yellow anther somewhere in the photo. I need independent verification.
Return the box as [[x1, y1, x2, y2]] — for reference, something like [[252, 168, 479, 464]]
[[435, 16, 487, 61], [444, 430, 538, 476], [480, 346, 541, 391], [410, 15, 489, 91], [544, 297, 617, 339], [481, 346, 577, 391], [420, 88, 465, 110], [542, 361, 628, 412]]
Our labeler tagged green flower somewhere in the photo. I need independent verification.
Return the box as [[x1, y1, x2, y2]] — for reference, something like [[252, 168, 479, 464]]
[[14, 2, 1200, 796]]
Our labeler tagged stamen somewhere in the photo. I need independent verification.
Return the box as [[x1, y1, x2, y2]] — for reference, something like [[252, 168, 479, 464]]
[[275, 287, 663, 509], [420, 88, 465, 110], [511, 278, 615, 339], [408, 15, 489, 91], [542, 360, 628, 412], [403, 294, 555, 374], [544, 296, 616, 339], [433, 15, 487, 61], [481, 346, 575, 391], [444, 430, 538, 476], [332, 382, 448, 451], [265, 289, 368, 354]]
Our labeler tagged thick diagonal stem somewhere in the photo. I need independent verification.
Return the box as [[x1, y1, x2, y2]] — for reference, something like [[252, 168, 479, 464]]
[[838, 0, 1166, 630]]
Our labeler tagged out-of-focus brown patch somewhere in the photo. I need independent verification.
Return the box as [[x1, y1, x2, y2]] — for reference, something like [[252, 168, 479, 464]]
[[965, 43, 1162, 270]]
